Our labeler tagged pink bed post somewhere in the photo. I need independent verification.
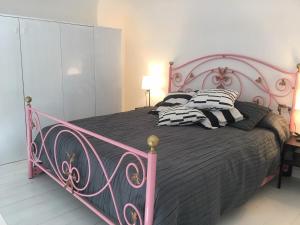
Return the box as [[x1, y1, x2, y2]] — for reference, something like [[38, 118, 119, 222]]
[[144, 135, 159, 225], [25, 96, 33, 179], [290, 64, 300, 132], [168, 62, 174, 93]]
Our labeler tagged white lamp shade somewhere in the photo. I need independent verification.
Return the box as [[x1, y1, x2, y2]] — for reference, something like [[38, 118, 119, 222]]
[[142, 75, 155, 90]]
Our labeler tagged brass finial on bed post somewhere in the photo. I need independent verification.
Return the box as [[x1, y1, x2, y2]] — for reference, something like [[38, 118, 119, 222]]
[[25, 96, 32, 106], [297, 63, 300, 73], [147, 135, 159, 153], [169, 61, 174, 66]]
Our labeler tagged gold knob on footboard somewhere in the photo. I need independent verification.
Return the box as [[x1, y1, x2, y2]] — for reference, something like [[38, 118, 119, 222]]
[[25, 96, 32, 105], [147, 135, 159, 153]]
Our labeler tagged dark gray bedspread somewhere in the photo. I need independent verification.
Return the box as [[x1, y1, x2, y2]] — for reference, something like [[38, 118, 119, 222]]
[[35, 108, 289, 225]]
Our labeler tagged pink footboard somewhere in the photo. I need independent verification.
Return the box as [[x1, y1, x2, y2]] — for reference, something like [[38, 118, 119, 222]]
[[24, 96, 158, 225]]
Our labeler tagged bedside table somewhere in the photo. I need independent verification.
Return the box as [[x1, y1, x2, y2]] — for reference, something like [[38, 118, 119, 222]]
[[135, 106, 151, 110], [278, 136, 300, 188]]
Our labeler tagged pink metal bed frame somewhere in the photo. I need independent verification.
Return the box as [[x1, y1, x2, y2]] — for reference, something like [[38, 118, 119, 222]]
[[25, 102, 158, 225], [25, 54, 299, 225]]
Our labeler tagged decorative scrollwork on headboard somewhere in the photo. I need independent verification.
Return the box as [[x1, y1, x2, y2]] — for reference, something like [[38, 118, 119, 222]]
[[169, 54, 298, 115]]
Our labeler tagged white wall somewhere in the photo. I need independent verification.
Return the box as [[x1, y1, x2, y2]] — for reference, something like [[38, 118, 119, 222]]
[[98, 0, 300, 111], [98, 0, 129, 110], [0, 0, 98, 25]]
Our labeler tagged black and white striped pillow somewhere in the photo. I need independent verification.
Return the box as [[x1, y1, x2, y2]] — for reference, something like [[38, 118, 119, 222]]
[[199, 108, 244, 129], [186, 89, 239, 110], [149, 92, 196, 115], [158, 106, 206, 126]]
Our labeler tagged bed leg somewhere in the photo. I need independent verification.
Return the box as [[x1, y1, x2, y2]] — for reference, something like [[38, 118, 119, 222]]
[[25, 96, 33, 179], [144, 135, 159, 225], [28, 161, 33, 179]]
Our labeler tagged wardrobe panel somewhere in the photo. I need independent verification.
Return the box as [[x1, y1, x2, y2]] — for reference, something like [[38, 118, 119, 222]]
[[94, 27, 122, 115], [61, 24, 96, 121], [0, 16, 26, 165], [20, 19, 64, 121]]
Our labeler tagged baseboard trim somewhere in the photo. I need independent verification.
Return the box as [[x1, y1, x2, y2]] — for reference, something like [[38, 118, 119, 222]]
[[0, 158, 26, 167]]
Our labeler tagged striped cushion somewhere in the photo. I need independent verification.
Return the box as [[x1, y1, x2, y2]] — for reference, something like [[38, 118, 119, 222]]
[[158, 106, 206, 126], [199, 107, 244, 129], [149, 92, 196, 115], [186, 89, 239, 110]]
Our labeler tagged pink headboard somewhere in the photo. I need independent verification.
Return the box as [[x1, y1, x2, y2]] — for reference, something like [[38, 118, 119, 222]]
[[168, 54, 299, 129]]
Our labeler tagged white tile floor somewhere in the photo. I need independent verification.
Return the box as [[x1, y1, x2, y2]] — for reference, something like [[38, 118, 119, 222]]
[[1, 161, 300, 225], [0, 214, 8, 225], [219, 178, 300, 225]]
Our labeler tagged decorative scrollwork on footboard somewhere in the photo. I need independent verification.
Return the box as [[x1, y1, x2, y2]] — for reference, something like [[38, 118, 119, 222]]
[[25, 99, 158, 225]]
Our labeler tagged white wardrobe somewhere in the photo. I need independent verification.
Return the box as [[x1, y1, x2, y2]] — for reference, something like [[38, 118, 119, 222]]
[[0, 17, 26, 165], [0, 15, 122, 165]]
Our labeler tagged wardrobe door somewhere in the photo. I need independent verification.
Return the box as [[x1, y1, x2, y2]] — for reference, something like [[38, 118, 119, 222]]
[[61, 24, 96, 121], [20, 19, 64, 122], [94, 27, 122, 115], [0, 16, 26, 165]]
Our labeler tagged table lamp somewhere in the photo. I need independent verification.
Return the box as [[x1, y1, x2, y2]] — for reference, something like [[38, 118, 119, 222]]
[[142, 75, 155, 107]]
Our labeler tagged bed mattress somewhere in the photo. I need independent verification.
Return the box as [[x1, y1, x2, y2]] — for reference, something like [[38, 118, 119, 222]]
[[34, 108, 289, 225]]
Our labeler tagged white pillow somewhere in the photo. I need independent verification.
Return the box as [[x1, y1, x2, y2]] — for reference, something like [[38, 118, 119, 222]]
[[149, 92, 196, 115], [158, 106, 206, 126], [200, 107, 244, 129], [186, 89, 239, 110]]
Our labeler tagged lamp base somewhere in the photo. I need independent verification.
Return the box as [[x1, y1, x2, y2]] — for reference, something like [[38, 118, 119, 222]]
[[145, 89, 151, 107]]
